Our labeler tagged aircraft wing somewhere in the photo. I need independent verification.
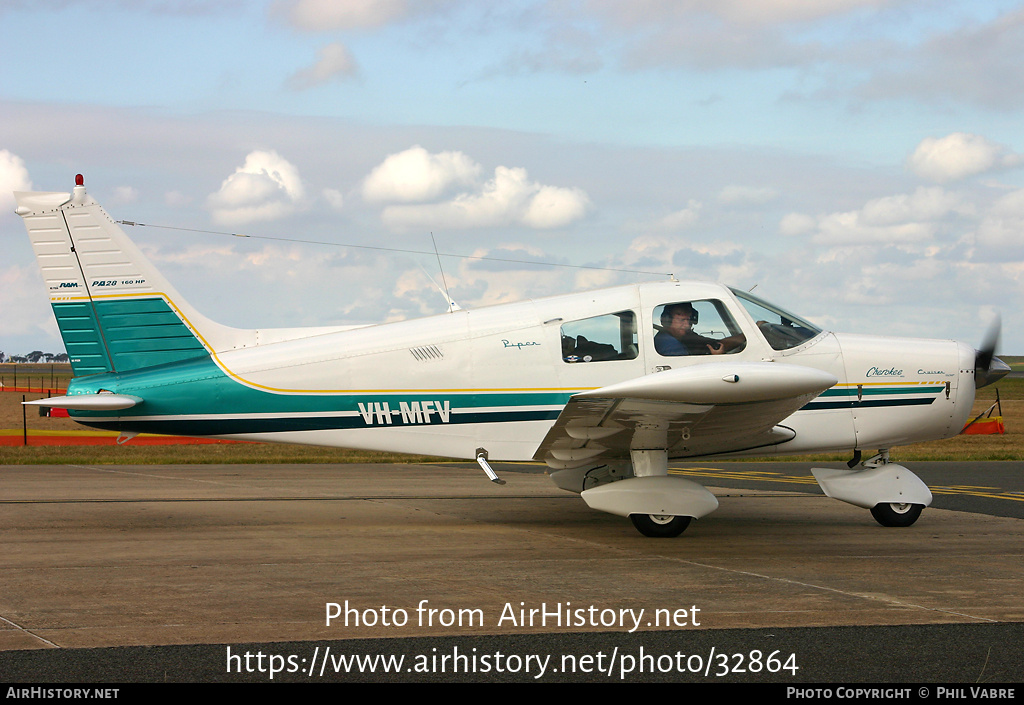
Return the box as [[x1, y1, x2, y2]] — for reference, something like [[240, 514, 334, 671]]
[[534, 362, 838, 467]]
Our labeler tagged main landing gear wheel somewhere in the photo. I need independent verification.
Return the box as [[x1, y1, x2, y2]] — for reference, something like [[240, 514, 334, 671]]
[[870, 502, 924, 527], [630, 513, 692, 538]]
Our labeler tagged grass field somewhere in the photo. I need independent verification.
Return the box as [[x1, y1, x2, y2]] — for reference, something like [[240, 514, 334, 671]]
[[0, 362, 72, 393], [1003, 355, 1024, 372], [1, 363, 1020, 464]]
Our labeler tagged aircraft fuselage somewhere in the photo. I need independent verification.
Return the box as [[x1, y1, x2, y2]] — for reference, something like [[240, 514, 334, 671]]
[[65, 280, 977, 461]]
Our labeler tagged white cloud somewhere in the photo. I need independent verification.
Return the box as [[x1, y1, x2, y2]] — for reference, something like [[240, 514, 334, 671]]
[[381, 243, 590, 322], [379, 164, 590, 230], [322, 188, 345, 211], [362, 145, 481, 203], [361, 146, 590, 230], [718, 185, 778, 205], [855, 10, 1024, 110], [574, 0, 886, 71], [287, 42, 358, 90], [714, 0, 890, 25], [449, 245, 577, 306], [992, 187, 1024, 217], [499, 2, 1024, 112], [786, 187, 971, 245], [143, 243, 240, 267], [0, 149, 33, 211], [779, 212, 816, 236], [521, 183, 592, 228], [613, 234, 755, 286], [207, 150, 305, 225], [588, 0, 891, 27], [907, 133, 1023, 183], [283, 0, 410, 31], [653, 200, 702, 231], [859, 187, 971, 225], [816, 212, 934, 244], [970, 187, 1024, 257], [110, 186, 138, 205], [0, 264, 61, 351], [164, 191, 192, 207]]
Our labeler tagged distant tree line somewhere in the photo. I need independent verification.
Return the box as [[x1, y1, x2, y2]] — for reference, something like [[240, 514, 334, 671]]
[[0, 351, 69, 364]]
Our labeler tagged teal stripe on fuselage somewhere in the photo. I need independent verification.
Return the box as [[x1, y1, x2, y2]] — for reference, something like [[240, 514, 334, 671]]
[[75, 408, 563, 436], [67, 354, 573, 434], [818, 385, 945, 397], [800, 384, 943, 411]]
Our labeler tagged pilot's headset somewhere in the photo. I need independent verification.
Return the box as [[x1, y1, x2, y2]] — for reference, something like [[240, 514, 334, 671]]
[[661, 303, 698, 327]]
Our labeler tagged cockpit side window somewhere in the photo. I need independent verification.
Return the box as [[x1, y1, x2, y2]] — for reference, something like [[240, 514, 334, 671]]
[[653, 300, 746, 356], [731, 289, 822, 351], [561, 311, 638, 363]]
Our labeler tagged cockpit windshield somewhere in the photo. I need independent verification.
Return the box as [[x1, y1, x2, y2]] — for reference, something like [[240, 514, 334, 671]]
[[730, 289, 822, 351]]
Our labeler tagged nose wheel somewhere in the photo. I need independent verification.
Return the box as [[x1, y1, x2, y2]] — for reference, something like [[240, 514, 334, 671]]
[[630, 514, 692, 537], [870, 502, 924, 527]]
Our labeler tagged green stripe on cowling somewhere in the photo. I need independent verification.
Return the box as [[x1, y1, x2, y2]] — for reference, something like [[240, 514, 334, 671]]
[[52, 297, 207, 375], [819, 385, 944, 397], [802, 398, 935, 411]]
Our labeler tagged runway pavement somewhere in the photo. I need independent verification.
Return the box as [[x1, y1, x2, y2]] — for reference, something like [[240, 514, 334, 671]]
[[1, 460, 1022, 683]]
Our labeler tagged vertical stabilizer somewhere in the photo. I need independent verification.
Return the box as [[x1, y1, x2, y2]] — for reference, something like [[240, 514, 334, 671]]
[[15, 176, 251, 376]]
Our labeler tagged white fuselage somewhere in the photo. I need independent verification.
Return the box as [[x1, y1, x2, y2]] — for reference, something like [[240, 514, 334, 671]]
[[75, 280, 977, 461]]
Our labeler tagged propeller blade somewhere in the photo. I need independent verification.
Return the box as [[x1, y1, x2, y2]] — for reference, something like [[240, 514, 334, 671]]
[[976, 316, 1000, 371], [975, 316, 1009, 388]]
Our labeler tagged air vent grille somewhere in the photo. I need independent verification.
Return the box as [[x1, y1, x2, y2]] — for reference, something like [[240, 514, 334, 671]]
[[410, 345, 443, 361]]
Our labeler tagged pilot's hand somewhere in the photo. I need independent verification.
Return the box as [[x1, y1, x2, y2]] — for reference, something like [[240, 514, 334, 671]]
[[708, 342, 725, 355]]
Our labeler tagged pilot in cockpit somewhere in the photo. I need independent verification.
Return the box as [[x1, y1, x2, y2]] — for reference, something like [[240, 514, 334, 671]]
[[654, 302, 744, 356]]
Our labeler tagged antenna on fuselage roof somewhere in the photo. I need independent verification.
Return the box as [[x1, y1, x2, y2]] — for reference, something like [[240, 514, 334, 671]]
[[428, 232, 459, 313], [418, 264, 461, 314]]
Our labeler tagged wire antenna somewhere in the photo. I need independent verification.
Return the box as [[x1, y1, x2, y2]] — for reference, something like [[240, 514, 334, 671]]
[[430, 232, 457, 313], [115, 220, 673, 278]]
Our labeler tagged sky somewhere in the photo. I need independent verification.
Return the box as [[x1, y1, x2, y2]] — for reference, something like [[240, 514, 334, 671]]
[[2, 0, 1023, 358]]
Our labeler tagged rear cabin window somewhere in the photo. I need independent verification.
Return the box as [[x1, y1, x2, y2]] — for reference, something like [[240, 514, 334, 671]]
[[561, 311, 638, 363]]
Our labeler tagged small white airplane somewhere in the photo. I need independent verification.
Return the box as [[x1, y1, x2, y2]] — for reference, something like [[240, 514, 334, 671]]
[[14, 176, 1010, 537]]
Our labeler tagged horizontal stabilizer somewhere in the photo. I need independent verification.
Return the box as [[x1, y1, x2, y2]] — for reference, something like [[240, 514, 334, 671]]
[[23, 394, 143, 411]]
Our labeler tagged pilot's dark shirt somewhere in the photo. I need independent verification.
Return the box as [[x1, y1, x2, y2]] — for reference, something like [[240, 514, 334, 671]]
[[654, 331, 689, 356]]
